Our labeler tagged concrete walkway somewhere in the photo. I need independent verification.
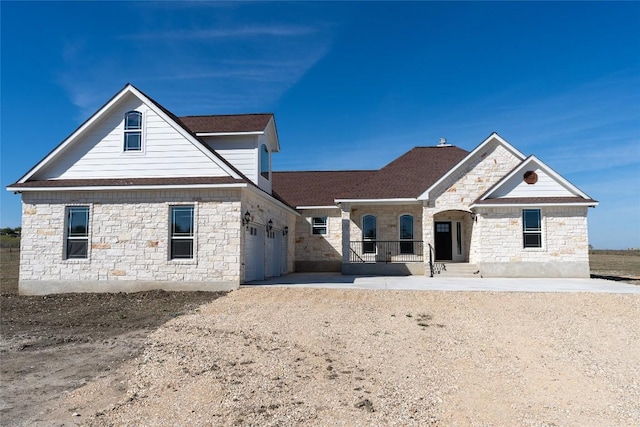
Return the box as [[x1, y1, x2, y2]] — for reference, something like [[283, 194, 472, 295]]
[[243, 273, 640, 294]]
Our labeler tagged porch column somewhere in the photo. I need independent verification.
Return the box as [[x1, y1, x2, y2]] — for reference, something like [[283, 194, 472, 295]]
[[340, 203, 351, 264], [422, 201, 434, 274]]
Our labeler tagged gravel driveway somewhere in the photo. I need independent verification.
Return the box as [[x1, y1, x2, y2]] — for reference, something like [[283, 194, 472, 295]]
[[50, 287, 639, 426]]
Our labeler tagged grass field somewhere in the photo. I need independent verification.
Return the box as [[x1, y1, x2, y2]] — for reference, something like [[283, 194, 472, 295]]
[[1, 248, 638, 294], [0, 248, 20, 294]]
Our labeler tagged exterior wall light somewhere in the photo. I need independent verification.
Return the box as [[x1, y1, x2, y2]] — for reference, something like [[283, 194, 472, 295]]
[[242, 210, 251, 228], [283, 226, 289, 235], [267, 219, 273, 232]]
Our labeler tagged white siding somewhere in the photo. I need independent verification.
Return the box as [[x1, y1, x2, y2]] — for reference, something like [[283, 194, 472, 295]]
[[34, 95, 229, 180], [492, 167, 575, 198], [201, 135, 258, 183]]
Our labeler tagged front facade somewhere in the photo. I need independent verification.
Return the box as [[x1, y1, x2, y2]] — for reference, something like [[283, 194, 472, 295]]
[[8, 85, 597, 295]]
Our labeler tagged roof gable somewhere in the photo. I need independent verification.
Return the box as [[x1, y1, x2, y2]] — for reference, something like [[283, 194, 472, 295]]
[[17, 84, 243, 184], [474, 155, 597, 205], [418, 132, 526, 200]]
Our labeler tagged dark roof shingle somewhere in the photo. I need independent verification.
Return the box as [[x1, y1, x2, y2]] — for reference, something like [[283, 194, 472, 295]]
[[179, 114, 273, 133], [272, 171, 376, 207], [341, 146, 469, 199]]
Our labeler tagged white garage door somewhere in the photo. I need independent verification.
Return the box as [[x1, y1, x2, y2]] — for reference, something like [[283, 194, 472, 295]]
[[244, 225, 264, 282], [264, 229, 281, 279]]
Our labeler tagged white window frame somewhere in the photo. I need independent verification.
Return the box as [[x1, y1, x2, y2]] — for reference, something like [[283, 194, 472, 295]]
[[169, 205, 196, 260], [64, 205, 90, 260], [123, 110, 144, 152], [312, 216, 327, 235], [522, 209, 543, 249]]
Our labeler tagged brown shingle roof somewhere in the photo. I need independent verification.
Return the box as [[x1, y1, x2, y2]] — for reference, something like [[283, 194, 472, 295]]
[[179, 114, 273, 133], [272, 171, 376, 207], [9, 177, 244, 188], [341, 146, 469, 199], [473, 197, 598, 205]]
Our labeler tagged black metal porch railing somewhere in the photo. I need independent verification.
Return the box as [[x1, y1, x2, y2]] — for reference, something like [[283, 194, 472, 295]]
[[349, 241, 424, 263]]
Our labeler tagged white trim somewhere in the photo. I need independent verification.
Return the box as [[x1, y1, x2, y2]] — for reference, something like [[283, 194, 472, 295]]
[[195, 131, 264, 137], [296, 205, 339, 210], [18, 84, 242, 183], [479, 155, 592, 201], [335, 198, 420, 205], [7, 183, 248, 192], [417, 132, 526, 201], [470, 201, 598, 208], [311, 216, 328, 235]]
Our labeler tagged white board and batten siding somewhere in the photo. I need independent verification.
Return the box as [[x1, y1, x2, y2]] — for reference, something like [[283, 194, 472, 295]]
[[491, 167, 575, 198], [201, 135, 258, 183], [201, 134, 273, 194], [34, 95, 230, 180]]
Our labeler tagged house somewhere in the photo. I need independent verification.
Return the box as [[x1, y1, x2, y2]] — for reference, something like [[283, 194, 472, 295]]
[[7, 84, 598, 295]]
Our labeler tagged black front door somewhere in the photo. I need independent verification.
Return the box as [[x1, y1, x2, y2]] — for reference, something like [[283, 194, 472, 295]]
[[434, 221, 452, 261]]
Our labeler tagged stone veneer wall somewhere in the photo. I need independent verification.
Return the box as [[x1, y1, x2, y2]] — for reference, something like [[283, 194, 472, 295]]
[[349, 205, 423, 241], [293, 209, 342, 272], [241, 191, 297, 278], [423, 141, 522, 266], [19, 189, 243, 294], [473, 206, 590, 277]]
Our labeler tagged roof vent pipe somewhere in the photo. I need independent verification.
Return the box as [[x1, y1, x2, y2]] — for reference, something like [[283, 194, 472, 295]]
[[438, 137, 451, 147]]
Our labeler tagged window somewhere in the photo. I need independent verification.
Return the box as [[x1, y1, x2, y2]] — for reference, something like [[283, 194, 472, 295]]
[[399, 214, 414, 254], [260, 144, 269, 179], [362, 215, 376, 253], [65, 206, 89, 259], [170, 206, 194, 259], [124, 111, 142, 151], [456, 222, 462, 255], [523, 209, 542, 248], [312, 217, 327, 235]]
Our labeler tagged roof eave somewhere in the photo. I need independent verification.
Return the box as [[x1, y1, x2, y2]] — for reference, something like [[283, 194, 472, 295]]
[[7, 183, 249, 192], [470, 201, 599, 208], [335, 198, 420, 205], [418, 132, 526, 200]]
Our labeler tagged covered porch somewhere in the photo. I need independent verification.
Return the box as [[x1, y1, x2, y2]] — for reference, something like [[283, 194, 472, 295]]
[[340, 203, 476, 277]]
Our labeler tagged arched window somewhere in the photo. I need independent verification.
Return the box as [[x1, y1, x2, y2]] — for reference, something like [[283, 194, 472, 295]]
[[399, 214, 414, 254], [260, 144, 269, 179], [362, 215, 376, 254], [124, 111, 142, 151]]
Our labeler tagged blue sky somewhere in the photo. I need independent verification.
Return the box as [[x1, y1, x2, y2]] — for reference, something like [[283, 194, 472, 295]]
[[1, 1, 639, 249]]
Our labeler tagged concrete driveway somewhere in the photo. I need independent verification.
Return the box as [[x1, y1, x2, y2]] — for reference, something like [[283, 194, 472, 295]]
[[243, 273, 640, 293]]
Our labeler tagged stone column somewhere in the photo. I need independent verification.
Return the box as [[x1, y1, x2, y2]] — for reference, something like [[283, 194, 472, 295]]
[[422, 201, 434, 275], [340, 203, 351, 264]]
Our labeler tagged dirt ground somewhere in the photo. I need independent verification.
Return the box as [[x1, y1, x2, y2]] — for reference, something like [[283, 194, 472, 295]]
[[0, 290, 225, 426], [1, 249, 638, 426]]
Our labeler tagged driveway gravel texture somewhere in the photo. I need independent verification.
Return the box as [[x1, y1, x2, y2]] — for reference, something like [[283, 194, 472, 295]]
[[10, 287, 634, 427]]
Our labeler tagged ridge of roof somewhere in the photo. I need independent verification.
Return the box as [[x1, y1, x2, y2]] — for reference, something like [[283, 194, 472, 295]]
[[272, 169, 375, 174], [180, 113, 274, 118]]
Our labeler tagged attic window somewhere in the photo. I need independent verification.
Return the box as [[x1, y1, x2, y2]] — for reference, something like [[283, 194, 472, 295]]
[[523, 171, 538, 185], [124, 111, 143, 151]]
